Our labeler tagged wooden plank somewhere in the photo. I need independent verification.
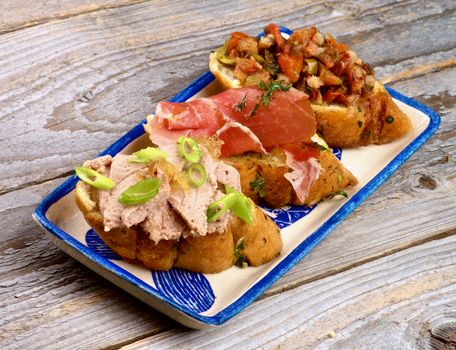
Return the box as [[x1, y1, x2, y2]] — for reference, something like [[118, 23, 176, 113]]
[[1, 1, 455, 348], [1, 65, 455, 349], [0, 179, 178, 349], [121, 234, 456, 349], [0, 0, 454, 194], [0, 0, 148, 34]]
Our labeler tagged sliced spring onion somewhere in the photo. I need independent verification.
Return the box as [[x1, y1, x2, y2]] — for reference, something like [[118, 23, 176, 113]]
[[177, 136, 201, 163], [206, 193, 238, 223], [206, 185, 254, 224], [130, 147, 168, 163], [75, 166, 115, 190], [187, 163, 206, 187], [118, 178, 161, 206], [226, 185, 253, 224], [231, 194, 253, 225]]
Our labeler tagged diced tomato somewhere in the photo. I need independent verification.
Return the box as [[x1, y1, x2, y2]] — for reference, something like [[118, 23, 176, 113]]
[[319, 64, 343, 85], [264, 23, 285, 52], [227, 32, 249, 53], [346, 65, 365, 94], [236, 57, 262, 75], [278, 52, 303, 83], [289, 28, 317, 50], [323, 91, 349, 105], [331, 53, 350, 76]]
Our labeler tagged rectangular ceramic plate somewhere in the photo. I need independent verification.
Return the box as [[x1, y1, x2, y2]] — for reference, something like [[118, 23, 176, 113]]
[[33, 28, 440, 329]]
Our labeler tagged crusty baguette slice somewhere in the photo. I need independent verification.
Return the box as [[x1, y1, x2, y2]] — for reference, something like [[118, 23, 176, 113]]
[[224, 148, 358, 208], [312, 81, 412, 147], [75, 179, 282, 273], [209, 51, 241, 90]]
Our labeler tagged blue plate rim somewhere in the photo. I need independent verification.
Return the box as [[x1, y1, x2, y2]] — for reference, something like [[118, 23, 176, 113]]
[[33, 27, 441, 326]]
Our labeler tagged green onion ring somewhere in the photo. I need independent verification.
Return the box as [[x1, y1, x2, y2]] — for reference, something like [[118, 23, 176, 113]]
[[206, 186, 254, 224], [75, 166, 116, 190], [177, 136, 201, 163], [118, 178, 161, 206], [187, 163, 206, 187], [231, 194, 253, 225], [225, 185, 253, 224], [130, 147, 168, 163], [206, 193, 238, 222]]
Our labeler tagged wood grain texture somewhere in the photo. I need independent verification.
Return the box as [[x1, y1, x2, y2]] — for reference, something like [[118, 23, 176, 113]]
[[0, 0, 455, 349], [0, 0, 149, 34], [0, 0, 454, 194], [122, 234, 456, 349]]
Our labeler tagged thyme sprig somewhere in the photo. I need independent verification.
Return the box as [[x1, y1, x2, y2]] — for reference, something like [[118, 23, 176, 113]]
[[250, 80, 291, 118]]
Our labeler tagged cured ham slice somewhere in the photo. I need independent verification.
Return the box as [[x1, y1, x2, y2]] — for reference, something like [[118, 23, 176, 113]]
[[216, 122, 266, 158], [210, 88, 316, 149], [146, 87, 316, 156]]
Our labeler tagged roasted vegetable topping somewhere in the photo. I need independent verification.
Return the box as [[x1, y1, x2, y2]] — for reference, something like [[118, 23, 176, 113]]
[[216, 24, 376, 106]]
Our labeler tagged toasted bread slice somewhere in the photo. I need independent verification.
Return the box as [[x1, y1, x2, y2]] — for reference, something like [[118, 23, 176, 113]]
[[75, 179, 282, 273], [225, 148, 357, 208], [313, 81, 412, 147]]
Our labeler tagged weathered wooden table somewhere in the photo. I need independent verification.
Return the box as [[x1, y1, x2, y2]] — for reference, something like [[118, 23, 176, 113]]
[[1, 1, 455, 349]]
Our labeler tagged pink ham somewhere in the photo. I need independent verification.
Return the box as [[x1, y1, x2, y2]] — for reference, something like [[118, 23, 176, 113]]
[[146, 87, 316, 156], [210, 88, 316, 149]]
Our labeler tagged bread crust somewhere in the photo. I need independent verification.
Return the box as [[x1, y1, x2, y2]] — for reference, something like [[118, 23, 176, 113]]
[[313, 82, 411, 147], [224, 149, 357, 208]]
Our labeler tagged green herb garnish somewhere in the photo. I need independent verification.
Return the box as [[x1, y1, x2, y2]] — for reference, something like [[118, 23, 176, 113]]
[[235, 93, 248, 112], [357, 120, 363, 128], [334, 190, 348, 198], [187, 163, 206, 187], [264, 50, 280, 76], [130, 147, 168, 163], [250, 80, 291, 118], [206, 186, 253, 224], [234, 236, 248, 268], [386, 116, 394, 124], [250, 174, 266, 198]]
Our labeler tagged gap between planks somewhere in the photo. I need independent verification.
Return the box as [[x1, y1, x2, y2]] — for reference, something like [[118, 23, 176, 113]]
[[381, 57, 456, 85], [0, 0, 153, 36], [260, 227, 456, 299]]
